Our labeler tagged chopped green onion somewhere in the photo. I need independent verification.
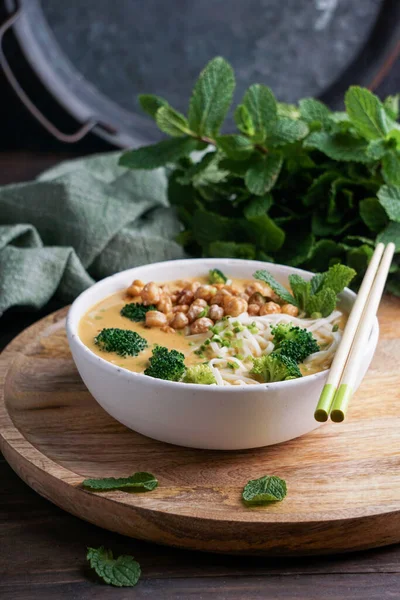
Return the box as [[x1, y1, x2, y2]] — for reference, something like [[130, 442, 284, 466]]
[[332, 324, 339, 332]]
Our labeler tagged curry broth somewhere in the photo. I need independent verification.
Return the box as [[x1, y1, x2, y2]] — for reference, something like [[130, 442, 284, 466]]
[[79, 277, 249, 373]]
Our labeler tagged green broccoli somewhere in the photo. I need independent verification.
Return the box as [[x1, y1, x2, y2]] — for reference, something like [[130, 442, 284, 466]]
[[182, 364, 217, 385], [95, 328, 148, 357], [251, 353, 302, 383], [120, 302, 156, 322], [144, 345, 186, 381], [208, 268, 227, 284], [271, 323, 319, 363]]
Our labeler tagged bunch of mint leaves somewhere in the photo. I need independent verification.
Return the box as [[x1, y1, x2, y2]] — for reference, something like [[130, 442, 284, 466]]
[[119, 56, 400, 295]]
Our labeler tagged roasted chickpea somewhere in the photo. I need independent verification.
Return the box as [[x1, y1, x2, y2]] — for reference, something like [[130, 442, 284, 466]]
[[281, 304, 299, 317], [248, 292, 266, 306], [245, 282, 264, 296], [224, 297, 248, 317], [259, 301, 281, 315], [224, 285, 239, 296], [161, 325, 175, 334], [184, 281, 201, 293], [145, 310, 168, 327], [142, 282, 161, 306], [214, 283, 225, 290], [170, 311, 189, 329], [210, 289, 230, 306], [248, 303, 260, 316], [192, 298, 207, 307], [126, 279, 144, 297], [195, 285, 217, 301], [190, 317, 214, 334], [239, 292, 250, 302], [177, 289, 194, 305], [209, 304, 224, 321], [157, 294, 173, 314], [187, 303, 206, 323], [172, 304, 189, 313], [170, 293, 179, 303]]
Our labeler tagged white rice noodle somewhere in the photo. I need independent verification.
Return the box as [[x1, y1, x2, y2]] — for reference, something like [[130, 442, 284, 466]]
[[191, 309, 344, 387]]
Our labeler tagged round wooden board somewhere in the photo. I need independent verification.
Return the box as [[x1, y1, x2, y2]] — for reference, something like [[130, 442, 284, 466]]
[[1, 300, 400, 556]]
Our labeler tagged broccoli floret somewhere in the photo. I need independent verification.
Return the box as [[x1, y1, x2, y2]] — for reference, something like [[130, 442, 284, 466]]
[[120, 302, 156, 322], [144, 345, 186, 381], [271, 323, 319, 363], [182, 364, 217, 385], [251, 353, 302, 383], [208, 268, 227, 284], [95, 328, 148, 357]]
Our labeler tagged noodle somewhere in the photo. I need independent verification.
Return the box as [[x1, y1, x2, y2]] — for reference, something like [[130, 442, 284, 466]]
[[187, 310, 344, 387]]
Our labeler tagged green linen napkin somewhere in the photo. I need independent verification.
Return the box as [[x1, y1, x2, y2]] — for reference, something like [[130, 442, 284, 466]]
[[0, 151, 186, 316]]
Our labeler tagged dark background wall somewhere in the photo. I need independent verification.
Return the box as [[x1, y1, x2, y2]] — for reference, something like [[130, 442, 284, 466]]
[[0, 0, 398, 154]]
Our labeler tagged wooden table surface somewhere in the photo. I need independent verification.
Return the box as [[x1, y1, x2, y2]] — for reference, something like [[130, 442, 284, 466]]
[[1, 153, 399, 600]]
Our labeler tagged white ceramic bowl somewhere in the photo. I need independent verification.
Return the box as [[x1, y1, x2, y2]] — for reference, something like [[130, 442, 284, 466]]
[[66, 259, 378, 450]]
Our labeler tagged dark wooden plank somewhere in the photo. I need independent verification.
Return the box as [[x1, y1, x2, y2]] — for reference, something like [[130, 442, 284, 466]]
[[1, 574, 400, 600]]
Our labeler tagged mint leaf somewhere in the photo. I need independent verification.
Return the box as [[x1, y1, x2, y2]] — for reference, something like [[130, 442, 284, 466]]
[[253, 269, 297, 305], [242, 84, 277, 143], [138, 94, 168, 118], [366, 139, 391, 160], [242, 475, 287, 505], [288, 274, 311, 311], [384, 94, 399, 120], [243, 194, 273, 218], [208, 241, 256, 259], [307, 240, 346, 271], [306, 288, 337, 318], [321, 263, 357, 294], [119, 137, 200, 169], [268, 117, 309, 146], [360, 197, 388, 232], [188, 56, 235, 137], [234, 104, 255, 136], [299, 98, 331, 125], [377, 185, 400, 222], [304, 131, 369, 162], [382, 152, 400, 186], [155, 106, 191, 137], [244, 215, 285, 252], [277, 102, 300, 119], [377, 221, 400, 252], [346, 245, 374, 273], [87, 547, 141, 587], [245, 153, 283, 195], [83, 472, 158, 492], [345, 86, 392, 140], [216, 134, 254, 160], [310, 272, 326, 295]]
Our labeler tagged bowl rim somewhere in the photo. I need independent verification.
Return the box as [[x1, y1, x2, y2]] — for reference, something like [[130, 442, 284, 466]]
[[66, 258, 379, 393]]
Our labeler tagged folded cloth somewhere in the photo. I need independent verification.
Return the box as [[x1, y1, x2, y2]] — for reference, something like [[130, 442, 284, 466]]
[[0, 152, 186, 316]]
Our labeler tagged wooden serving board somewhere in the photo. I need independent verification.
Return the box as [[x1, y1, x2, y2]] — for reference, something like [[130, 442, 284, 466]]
[[1, 300, 400, 556]]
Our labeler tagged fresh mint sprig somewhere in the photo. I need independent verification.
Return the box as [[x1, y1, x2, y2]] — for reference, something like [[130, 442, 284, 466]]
[[119, 57, 400, 294]]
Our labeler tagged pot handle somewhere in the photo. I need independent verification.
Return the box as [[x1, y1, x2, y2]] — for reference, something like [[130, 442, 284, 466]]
[[0, 8, 100, 143]]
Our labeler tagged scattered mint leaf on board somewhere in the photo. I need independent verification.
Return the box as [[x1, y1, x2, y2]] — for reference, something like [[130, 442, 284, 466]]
[[242, 475, 287, 505], [83, 472, 158, 492], [87, 547, 141, 587], [188, 56, 235, 138], [120, 303, 156, 322], [253, 270, 297, 306], [118, 137, 201, 169]]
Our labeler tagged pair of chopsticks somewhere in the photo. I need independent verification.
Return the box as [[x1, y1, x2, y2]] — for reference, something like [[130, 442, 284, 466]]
[[314, 242, 396, 423]]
